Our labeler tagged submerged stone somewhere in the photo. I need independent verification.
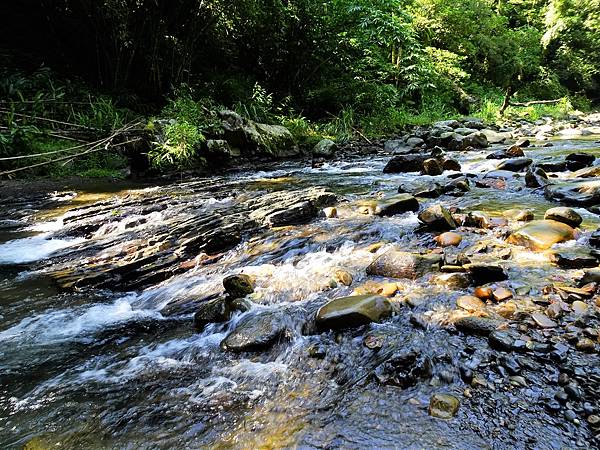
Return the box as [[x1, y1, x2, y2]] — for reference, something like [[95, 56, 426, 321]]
[[221, 310, 289, 352], [316, 294, 392, 330]]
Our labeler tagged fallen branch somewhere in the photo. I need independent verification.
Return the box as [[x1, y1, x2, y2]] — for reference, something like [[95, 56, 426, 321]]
[[509, 99, 562, 107], [0, 109, 101, 131]]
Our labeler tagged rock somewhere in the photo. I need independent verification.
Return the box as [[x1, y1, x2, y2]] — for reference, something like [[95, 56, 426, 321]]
[[313, 139, 337, 158], [590, 229, 600, 248], [463, 131, 489, 148], [503, 209, 534, 221], [422, 158, 443, 176], [206, 139, 237, 160], [316, 295, 392, 330], [537, 161, 567, 172], [223, 274, 255, 298], [497, 158, 533, 172], [434, 120, 460, 129], [506, 145, 525, 157], [429, 393, 460, 419], [383, 155, 426, 173], [384, 139, 414, 154], [193, 295, 231, 330], [525, 167, 549, 188], [507, 220, 576, 250], [398, 181, 443, 198], [572, 166, 600, 178], [447, 134, 466, 151], [484, 170, 518, 180], [407, 137, 425, 147], [474, 286, 493, 300], [576, 337, 596, 352], [333, 269, 353, 286], [545, 180, 600, 206], [487, 150, 511, 160], [464, 264, 508, 285], [481, 129, 510, 144], [531, 312, 558, 328], [323, 207, 337, 218], [444, 178, 470, 195], [515, 138, 530, 147], [375, 194, 420, 217], [454, 127, 478, 136], [454, 316, 503, 335], [366, 251, 442, 279], [571, 300, 588, 315], [221, 310, 289, 352], [418, 204, 457, 231], [544, 207, 583, 228], [463, 119, 485, 130], [549, 251, 597, 269], [489, 330, 516, 351], [456, 295, 485, 312], [442, 158, 461, 171], [565, 153, 595, 171], [492, 287, 513, 302], [434, 231, 463, 247], [374, 349, 432, 387], [434, 272, 472, 289]]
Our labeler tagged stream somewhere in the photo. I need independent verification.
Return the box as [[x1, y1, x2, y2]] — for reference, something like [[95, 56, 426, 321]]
[[1, 124, 600, 449]]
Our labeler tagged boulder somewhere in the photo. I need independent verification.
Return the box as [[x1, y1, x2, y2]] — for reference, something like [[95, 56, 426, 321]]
[[503, 209, 534, 221], [206, 139, 239, 160], [442, 158, 461, 172], [223, 273, 255, 298], [572, 166, 600, 178], [434, 120, 460, 129], [549, 250, 598, 269], [565, 153, 595, 171], [456, 295, 485, 312], [544, 207, 583, 228], [537, 161, 567, 172], [454, 127, 478, 136], [433, 272, 471, 289], [375, 194, 420, 217], [366, 251, 442, 279], [464, 264, 508, 285], [497, 158, 533, 172], [194, 295, 231, 330], [454, 316, 503, 335], [383, 155, 426, 173], [422, 158, 443, 176], [407, 137, 425, 147], [525, 167, 549, 188], [221, 310, 289, 352], [434, 231, 463, 247], [481, 129, 510, 144], [418, 204, 457, 231], [463, 131, 489, 148], [384, 139, 414, 155], [315, 294, 392, 330], [544, 180, 600, 206], [507, 220, 577, 250], [312, 139, 337, 158], [398, 181, 443, 199]]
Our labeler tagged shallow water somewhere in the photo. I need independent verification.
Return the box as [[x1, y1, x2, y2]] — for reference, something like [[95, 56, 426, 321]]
[[1, 138, 600, 449]]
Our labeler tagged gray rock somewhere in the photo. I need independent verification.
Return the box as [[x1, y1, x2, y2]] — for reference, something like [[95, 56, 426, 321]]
[[312, 139, 337, 158], [223, 273, 255, 298], [407, 137, 425, 147], [544, 207, 583, 228], [315, 294, 392, 330], [366, 251, 442, 279], [455, 316, 503, 335], [463, 131, 489, 148], [544, 180, 600, 206], [525, 167, 549, 188], [221, 310, 289, 352], [418, 204, 457, 231], [422, 158, 443, 176], [497, 158, 533, 172], [383, 155, 426, 173], [375, 193, 420, 217], [434, 120, 460, 129]]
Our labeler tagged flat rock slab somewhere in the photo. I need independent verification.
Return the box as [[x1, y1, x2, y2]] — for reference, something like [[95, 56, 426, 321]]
[[316, 294, 392, 330]]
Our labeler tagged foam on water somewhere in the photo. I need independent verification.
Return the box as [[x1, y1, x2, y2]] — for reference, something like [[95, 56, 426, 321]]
[[0, 234, 85, 264]]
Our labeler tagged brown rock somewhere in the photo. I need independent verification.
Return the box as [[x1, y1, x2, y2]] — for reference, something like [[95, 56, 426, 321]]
[[492, 287, 513, 302], [507, 220, 577, 250], [456, 295, 485, 312], [434, 231, 463, 247], [531, 312, 558, 328], [474, 286, 493, 300]]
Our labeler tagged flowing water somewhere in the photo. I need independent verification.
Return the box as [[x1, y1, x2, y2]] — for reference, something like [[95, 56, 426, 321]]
[[1, 137, 600, 449]]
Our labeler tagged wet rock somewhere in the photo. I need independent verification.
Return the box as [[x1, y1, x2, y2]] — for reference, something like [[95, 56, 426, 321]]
[[549, 251, 597, 269], [525, 167, 549, 188], [544, 180, 600, 207], [223, 273, 255, 298], [590, 229, 600, 248], [503, 209, 534, 221], [531, 312, 558, 328], [507, 220, 576, 250], [572, 166, 600, 178], [464, 264, 508, 285], [407, 137, 425, 147], [474, 286, 493, 300], [333, 269, 353, 286], [434, 272, 472, 289], [316, 294, 392, 330], [375, 193, 420, 217], [565, 153, 595, 171], [434, 231, 463, 247], [206, 139, 237, 160], [456, 295, 485, 312], [422, 158, 443, 176], [429, 393, 460, 419], [383, 155, 426, 173], [492, 287, 513, 302], [497, 158, 533, 172], [194, 295, 231, 330], [367, 251, 442, 279], [544, 207, 583, 228], [442, 158, 461, 172], [323, 207, 337, 218], [434, 120, 460, 129], [515, 138, 530, 147], [384, 139, 413, 154], [537, 161, 567, 172], [418, 204, 457, 231], [576, 337, 596, 352], [572, 300, 588, 315], [454, 316, 503, 335], [221, 310, 289, 352], [375, 349, 432, 387], [463, 131, 489, 149], [580, 268, 600, 284], [481, 129, 510, 144], [398, 181, 443, 198], [489, 330, 516, 351], [313, 139, 337, 158]]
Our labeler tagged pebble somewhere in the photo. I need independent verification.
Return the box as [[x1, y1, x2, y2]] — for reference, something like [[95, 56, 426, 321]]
[[429, 393, 460, 419]]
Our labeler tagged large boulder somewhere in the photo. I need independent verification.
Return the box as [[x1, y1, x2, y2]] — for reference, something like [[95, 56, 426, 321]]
[[481, 129, 510, 144], [525, 167, 549, 188], [312, 139, 337, 158], [507, 220, 577, 250], [315, 294, 392, 330], [565, 153, 595, 171], [422, 158, 443, 176], [383, 155, 426, 173], [375, 193, 420, 217], [367, 251, 442, 279], [462, 131, 489, 148], [223, 273, 255, 298], [544, 207, 583, 228], [418, 204, 457, 231], [194, 295, 231, 330], [219, 110, 299, 158], [544, 180, 600, 206]]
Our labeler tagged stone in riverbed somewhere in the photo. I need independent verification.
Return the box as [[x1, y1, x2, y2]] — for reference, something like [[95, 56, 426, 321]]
[[544, 180, 600, 206], [221, 310, 289, 352], [434, 231, 462, 247], [434, 272, 472, 289], [315, 294, 392, 330], [565, 153, 595, 171], [367, 251, 442, 279], [418, 204, 457, 231], [525, 167, 549, 188], [422, 158, 443, 176], [464, 263, 508, 285], [429, 393, 460, 419], [375, 193, 420, 217], [530, 312, 557, 328], [497, 158, 533, 172], [454, 316, 503, 335], [223, 273, 255, 298], [456, 295, 485, 312], [312, 139, 337, 158], [544, 207, 583, 228], [194, 295, 231, 330], [503, 209, 534, 221], [549, 251, 597, 269], [442, 158, 461, 172], [383, 155, 426, 173], [507, 220, 577, 250], [333, 269, 353, 286]]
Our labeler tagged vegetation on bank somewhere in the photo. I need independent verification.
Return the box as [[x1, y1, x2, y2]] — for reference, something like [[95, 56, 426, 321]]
[[1, 0, 598, 177]]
